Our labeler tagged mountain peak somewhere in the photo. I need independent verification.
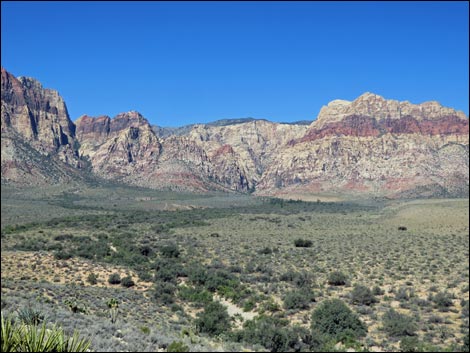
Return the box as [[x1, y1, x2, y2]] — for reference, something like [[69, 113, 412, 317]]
[[313, 93, 467, 128]]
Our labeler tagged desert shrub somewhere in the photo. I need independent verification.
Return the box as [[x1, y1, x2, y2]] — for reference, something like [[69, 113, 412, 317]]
[[311, 299, 367, 340], [86, 273, 98, 285], [153, 282, 177, 305], [372, 286, 385, 296], [294, 238, 313, 248], [400, 336, 424, 352], [280, 270, 313, 288], [283, 289, 315, 310], [160, 244, 180, 258], [234, 315, 315, 352], [167, 341, 190, 352], [350, 284, 377, 306], [154, 259, 186, 283], [462, 333, 469, 352], [53, 233, 74, 242], [195, 301, 231, 336], [53, 250, 72, 260], [461, 300, 469, 318], [188, 266, 241, 295], [328, 271, 348, 286], [139, 245, 153, 256], [178, 285, 213, 306], [121, 276, 135, 288], [259, 299, 281, 314], [395, 287, 414, 302], [382, 309, 417, 337], [242, 298, 256, 312], [108, 273, 121, 285], [432, 291, 454, 311], [259, 247, 273, 255]]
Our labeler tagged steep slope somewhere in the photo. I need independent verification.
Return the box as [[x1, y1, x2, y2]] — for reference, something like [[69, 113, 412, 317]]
[[258, 93, 469, 197], [1, 68, 82, 185]]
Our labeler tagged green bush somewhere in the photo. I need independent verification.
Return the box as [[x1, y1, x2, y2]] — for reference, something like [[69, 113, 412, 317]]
[[400, 336, 424, 352], [167, 341, 190, 352], [328, 271, 348, 286], [178, 285, 213, 306], [382, 309, 417, 337], [108, 273, 121, 285], [153, 282, 177, 305], [121, 276, 135, 288], [283, 289, 315, 310], [462, 333, 469, 352], [53, 250, 72, 260], [160, 244, 180, 258], [294, 238, 313, 248], [154, 259, 186, 283], [86, 273, 98, 285], [350, 284, 377, 306], [311, 299, 367, 340], [195, 301, 231, 336], [432, 291, 453, 311], [234, 315, 314, 352], [280, 270, 314, 288]]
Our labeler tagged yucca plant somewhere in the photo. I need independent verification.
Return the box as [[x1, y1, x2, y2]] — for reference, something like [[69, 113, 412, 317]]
[[1, 313, 21, 352], [54, 327, 92, 352], [17, 306, 45, 325], [1, 312, 91, 352], [16, 322, 62, 352], [107, 298, 119, 324]]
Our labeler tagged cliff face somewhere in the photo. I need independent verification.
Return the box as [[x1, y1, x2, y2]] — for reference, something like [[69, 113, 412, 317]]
[[1, 68, 77, 157], [2, 68, 468, 197], [259, 93, 469, 197], [1, 68, 81, 185], [75, 111, 163, 182]]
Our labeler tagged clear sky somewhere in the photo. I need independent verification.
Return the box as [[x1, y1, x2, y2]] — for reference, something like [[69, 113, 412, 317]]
[[1, 1, 468, 126]]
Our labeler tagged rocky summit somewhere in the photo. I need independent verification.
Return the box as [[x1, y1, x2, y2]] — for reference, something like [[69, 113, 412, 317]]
[[1, 68, 468, 197]]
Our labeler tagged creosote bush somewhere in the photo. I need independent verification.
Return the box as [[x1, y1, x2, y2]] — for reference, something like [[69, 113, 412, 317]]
[[195, 301, 231, 336], [382, 308, 417, 337], [167, 340, 190, 352], [283, 288, 315, 310], [108, 273, 121, 285], [121, 276, 135, 288], [328, 271, 348, 286], [294, 238, 313, 248], [311, 299, 367, 340], [350, 284, 378, 306], [86, 272, 98, 285]]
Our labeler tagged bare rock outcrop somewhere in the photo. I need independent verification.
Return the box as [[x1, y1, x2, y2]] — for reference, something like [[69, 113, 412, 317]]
[[1, 68, 81, 185]]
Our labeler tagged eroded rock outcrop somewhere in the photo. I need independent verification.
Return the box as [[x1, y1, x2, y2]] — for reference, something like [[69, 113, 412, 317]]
[[1, 68, 81, 185]]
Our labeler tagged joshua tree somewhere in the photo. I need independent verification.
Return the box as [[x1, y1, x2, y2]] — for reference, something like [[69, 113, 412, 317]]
[[106, 298, 119, 324]]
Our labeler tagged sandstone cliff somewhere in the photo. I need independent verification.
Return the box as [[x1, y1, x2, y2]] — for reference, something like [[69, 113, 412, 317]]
[[1, 68, 81, 185], [259, 93, 469, 197], [2, 68, 468, 197]]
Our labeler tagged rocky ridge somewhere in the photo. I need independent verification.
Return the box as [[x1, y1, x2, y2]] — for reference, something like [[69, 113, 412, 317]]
[[2, 68, 468, 197], [1, 68, 82, 185]]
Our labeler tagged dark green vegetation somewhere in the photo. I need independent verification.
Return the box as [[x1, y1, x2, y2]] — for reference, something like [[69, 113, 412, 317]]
[[1, 184, 469, 352]]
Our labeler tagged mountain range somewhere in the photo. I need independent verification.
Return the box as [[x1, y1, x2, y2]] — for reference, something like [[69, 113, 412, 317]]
[[1, 67, 468, 198]]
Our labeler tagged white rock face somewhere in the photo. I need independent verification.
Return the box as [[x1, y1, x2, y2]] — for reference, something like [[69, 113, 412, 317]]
[[313, 92, 467, 129]]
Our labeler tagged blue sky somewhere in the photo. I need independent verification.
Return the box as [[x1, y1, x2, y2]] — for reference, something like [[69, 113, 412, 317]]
[[1, 1, 468, 126]]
